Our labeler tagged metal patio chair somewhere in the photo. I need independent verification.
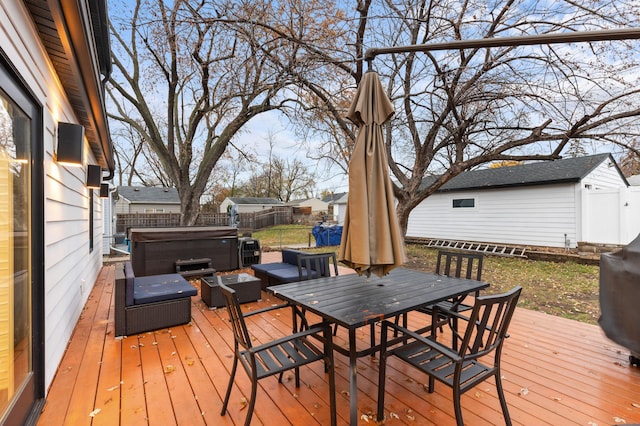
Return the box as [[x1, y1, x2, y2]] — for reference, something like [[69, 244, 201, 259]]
[[295, 252, 340, 334], [428, 250, 484, 310], [219, 282, 337, 426], [377, 286, 522, 426], [396, 250, 484, 339]]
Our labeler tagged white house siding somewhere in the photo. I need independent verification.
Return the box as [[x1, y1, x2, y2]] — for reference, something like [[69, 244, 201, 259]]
[[1, 2, 103, 391], [581, 157, 626, 189], [128, 203, 180, 214], [406, 183, 580, 248]]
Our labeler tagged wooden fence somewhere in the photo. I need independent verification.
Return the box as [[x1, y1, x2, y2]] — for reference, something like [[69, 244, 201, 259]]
[[115, 207, 293, 236]]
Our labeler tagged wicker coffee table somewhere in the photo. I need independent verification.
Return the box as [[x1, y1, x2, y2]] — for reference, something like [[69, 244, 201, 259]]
[[201, 273, 262, 308]]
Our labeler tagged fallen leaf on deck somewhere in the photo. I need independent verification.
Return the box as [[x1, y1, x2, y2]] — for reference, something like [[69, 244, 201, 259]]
[[89, 408, 101, 418], [107, 385, 119, 391], [390, 412, 399, 419], [360, 414, 369, 422], [164, 365, 175, 373], [239, 397, 248, 410], [613, 417, 626, 423], [519, 387, 529, 396]]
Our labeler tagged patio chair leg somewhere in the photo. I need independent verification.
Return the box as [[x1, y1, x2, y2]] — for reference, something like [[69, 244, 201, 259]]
[[221, 356, 238, 415], [244, 379, 258, 426], [453, 384, 464, 426], [495, 372, 513, 426], [326, 327, 338, 426]]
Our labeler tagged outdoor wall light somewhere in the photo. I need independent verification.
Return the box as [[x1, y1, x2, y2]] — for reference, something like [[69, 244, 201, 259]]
[[56, 122, 84, 166], [99, 183, 110, 198], [86, 164, 102, 188]]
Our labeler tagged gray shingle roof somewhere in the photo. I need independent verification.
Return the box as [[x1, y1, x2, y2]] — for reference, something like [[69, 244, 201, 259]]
[[322, 192, 348, 203], [421, 153, 626, 192], [228, 197, 283, 205], [117, 186, 180, 204]]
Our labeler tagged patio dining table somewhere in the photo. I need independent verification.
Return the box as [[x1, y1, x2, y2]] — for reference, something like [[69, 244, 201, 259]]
[[267, 267, 489, 425]]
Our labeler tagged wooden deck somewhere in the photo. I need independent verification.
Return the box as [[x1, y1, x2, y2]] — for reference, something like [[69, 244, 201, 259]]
[[37, 258, 640, 425]]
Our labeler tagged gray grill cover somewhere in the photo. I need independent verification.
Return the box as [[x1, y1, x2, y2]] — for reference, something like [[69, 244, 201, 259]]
[[599, 233, 640, 354]]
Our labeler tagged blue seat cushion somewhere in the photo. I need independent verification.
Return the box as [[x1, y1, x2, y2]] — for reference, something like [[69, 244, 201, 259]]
[[133, 273, 197, 304], [266, 267, 319, 283], [251, 263, 289, 274]]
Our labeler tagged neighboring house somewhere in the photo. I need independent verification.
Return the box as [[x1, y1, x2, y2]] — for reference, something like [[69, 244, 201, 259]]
[[333, 193, 349, 224], [406, 154, 639, 248], [288, 198, 329, 214], [322, 192, 348, 222], [115, 186, 181, 214], [1, 1, 113, 423], [219, 197, 284, 213]]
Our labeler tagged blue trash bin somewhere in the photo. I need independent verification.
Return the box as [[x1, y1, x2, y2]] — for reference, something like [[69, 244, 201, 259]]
[[312, 224, 343, 247]]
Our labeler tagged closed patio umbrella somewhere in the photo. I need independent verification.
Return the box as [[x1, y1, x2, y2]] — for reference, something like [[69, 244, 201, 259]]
[[338, 71, 406, 277]]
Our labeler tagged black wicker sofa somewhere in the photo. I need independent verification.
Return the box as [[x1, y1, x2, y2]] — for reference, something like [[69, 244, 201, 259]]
[[115, 261, 197, 337]]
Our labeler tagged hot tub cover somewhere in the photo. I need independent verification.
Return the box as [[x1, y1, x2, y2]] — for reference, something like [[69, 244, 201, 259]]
[[129, 226, 237, 242], [599, 233, 640, 354]]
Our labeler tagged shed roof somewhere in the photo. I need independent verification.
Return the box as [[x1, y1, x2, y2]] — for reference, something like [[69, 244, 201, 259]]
[[421, 153, 627, 192], [322, 192, 348, 203], [227, 197, 283, 205], [117, 186, 180, 204]]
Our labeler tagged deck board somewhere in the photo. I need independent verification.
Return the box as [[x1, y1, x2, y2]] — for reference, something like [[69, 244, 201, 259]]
[[37, 262, 640, 425]]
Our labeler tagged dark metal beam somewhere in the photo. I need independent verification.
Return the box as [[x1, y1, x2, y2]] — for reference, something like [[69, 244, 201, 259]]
[[364, 28, 640, 62]]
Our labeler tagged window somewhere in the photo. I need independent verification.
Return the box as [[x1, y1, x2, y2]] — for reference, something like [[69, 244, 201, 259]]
[[452, 198, 475, 208]]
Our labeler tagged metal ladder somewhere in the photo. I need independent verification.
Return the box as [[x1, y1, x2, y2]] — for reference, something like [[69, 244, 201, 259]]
[[421, 239, 527, 257]]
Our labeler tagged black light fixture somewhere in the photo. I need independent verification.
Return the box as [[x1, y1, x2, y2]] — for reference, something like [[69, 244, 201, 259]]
[[86, 164, 102, 188], [99, 183, 110, 198], [56, 122, 84, 166]]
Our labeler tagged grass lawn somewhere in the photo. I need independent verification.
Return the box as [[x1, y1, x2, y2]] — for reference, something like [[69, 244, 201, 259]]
[[254, 225, 602, 325]]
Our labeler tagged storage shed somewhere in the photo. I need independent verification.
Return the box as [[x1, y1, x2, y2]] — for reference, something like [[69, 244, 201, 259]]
[[406, 154, 634, 248]]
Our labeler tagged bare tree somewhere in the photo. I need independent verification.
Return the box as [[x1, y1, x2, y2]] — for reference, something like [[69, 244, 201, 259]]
[[239, 156, 317, 201], [246, 0, 640, 234], [107, 0, 309, 224]]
